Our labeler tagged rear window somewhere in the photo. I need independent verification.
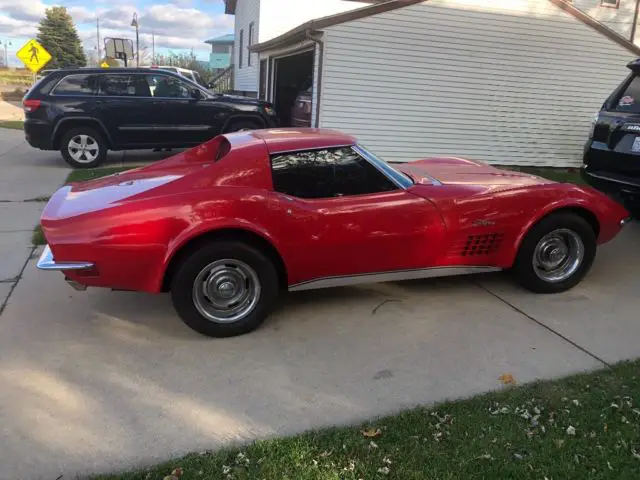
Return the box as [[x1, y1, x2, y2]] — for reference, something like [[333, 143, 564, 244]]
[[53, 74, 99, 95], [615, 76, 640, 112]]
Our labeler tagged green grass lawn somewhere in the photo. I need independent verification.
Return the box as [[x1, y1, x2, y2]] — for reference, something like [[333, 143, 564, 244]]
[[92, 360, 640, 480], [0, 120, 24, 130], [32, 166, 138, 245]]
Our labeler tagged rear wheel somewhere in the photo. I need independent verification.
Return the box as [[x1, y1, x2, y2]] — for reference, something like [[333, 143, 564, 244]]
[[60, 127, 107, 168], [170, 241, 279, 337], [511, 213, 597, 293]]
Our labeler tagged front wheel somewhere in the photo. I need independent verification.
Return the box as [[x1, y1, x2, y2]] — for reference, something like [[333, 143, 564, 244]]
[[60, 127, 107, 168], [170, 241, 279, 337], [511, 213, 597, 293]]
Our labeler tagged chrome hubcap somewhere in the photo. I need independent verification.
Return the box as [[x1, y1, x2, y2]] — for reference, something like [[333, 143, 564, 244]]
[[192, 259, 261, 324], [68, 135, 99, 163], [533, 228, 584, 283]]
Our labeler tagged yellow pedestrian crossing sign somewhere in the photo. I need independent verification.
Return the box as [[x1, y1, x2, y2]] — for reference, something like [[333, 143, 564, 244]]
[[101, 61, 110, 68], [16, 39, 52, 73]]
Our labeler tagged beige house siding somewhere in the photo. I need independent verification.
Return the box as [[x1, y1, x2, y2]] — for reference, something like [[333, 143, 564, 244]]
[[319, 0, 636, 166]]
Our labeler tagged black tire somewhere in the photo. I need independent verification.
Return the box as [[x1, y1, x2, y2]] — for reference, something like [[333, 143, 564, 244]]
[[60, 127, 107, 168], [511, 213, 597, 293], [170, 241, 279, 337], [225, 119, 263, 133]]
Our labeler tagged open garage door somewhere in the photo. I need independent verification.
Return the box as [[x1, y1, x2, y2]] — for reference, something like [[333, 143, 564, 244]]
[[273, 49, 314, 127]]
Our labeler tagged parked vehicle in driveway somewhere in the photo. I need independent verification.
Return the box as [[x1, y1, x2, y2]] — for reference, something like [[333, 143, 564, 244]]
[[582, 58, 640, 213], [36, 128, 630, 338], [22, 67, 278, 168]]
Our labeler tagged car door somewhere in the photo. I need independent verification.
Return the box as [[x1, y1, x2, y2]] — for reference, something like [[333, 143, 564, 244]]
[[267, 146, 446, 285], [146, 73, 222, 145], [96, 73, 159, 147]]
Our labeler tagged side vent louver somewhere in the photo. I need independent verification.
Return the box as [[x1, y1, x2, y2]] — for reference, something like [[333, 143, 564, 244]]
[[462, 233, 504, 256]]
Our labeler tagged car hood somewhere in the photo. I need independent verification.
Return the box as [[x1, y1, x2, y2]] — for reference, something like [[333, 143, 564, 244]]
[[396, 157, 554, 188]]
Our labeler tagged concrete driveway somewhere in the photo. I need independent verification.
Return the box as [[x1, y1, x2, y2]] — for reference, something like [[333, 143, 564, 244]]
[[1, 126, 640, 479]]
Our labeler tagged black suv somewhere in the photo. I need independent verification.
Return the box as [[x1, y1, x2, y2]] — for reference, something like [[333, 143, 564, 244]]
[[582, 58, 640, 212], [22, 68, 278, 168]]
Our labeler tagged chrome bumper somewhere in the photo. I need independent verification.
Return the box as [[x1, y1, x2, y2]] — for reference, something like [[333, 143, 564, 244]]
[[36, 245, 94, 271]]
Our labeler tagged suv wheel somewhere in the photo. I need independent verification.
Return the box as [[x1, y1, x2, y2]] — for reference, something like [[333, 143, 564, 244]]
[[60, 127, 107, 168]]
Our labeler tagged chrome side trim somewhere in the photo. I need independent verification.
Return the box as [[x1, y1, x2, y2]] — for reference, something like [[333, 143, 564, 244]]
[[288, 266, 502, 292], [36, 245, 95, 271]]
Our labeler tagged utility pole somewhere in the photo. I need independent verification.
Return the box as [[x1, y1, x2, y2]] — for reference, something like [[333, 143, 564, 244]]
[[96, 17, 101, 65], [632, 0, 640, 45], [152, 31, 155, 64], [131, 13, 139, 67]]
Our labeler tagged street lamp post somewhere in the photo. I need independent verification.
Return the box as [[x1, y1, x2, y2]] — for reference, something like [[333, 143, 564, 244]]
[[131, 13, 139, 67]]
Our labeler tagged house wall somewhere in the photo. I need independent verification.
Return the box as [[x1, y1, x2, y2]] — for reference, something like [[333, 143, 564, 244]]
[[258, 0, 366, 43], [572, 0, 640, 43], [319, 0, 636, 166], [233, 0, 261, 93]]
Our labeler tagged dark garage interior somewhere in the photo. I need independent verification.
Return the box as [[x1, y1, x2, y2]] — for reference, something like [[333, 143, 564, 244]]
[[273, 50, 314, 127]]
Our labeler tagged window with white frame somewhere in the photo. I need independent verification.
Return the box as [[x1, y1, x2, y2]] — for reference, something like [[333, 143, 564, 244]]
[[601, 0, 620, 8]]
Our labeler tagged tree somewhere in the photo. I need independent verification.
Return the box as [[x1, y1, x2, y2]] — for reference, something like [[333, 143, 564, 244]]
[[37, 6, 87, 69], [154, 51, 214, 84]]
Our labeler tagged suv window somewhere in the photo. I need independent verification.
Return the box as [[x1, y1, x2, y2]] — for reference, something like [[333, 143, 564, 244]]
[[271, 147, 398, 199], [100, 74, 151, 97], [615, 76, 640, 112], [146, 74, 192, 98], [53, 74, 100, 95]]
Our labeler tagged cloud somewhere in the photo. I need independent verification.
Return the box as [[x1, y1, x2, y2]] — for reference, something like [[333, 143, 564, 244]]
[[0, 1, 233, 60]]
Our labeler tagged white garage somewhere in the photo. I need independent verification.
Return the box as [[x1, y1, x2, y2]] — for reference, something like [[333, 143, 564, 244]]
[[252, 0, 640, 166]]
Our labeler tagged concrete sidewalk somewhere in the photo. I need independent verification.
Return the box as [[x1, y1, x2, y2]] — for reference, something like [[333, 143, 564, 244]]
[[0, 127, 175, 312], [0, 224, 637, 480]]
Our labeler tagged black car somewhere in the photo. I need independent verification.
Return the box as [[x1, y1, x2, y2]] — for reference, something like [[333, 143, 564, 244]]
[[582, 58, 640, 213], [22, 68, 278, 168]]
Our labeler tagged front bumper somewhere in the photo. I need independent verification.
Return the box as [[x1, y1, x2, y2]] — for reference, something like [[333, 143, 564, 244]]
[[581, 166, 640, 196]]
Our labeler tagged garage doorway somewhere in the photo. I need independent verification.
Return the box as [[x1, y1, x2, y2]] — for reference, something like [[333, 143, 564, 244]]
[[273, 49, 314, 127]]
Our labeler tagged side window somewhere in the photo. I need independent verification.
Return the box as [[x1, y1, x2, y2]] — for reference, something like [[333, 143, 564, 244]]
[[615, 76, 640, 113], [332, 148, 398, 196], [100, 74, 151, 97], [145, 74, 191, 98], [239, 29, 244, 68], [248, 22, 254, 66], [53, 74, 99, 95], [270, 147, 398, 199]]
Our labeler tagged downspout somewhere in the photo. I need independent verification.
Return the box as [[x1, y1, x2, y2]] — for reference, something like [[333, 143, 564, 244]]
[[305, 28, 324, 128], [632, 0, 640, 45]]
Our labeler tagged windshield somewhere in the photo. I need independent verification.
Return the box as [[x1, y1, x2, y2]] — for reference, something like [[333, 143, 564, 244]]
[[353, 144, 413, 188]]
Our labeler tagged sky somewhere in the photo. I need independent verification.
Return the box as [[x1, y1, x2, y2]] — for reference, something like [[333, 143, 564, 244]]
[[0, 0, 233, 67]]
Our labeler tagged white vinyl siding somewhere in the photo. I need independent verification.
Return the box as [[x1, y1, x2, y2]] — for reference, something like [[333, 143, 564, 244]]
[[319, 0, 636, 166], [572, 0, 639, 42], [234, 0, 261, 93]]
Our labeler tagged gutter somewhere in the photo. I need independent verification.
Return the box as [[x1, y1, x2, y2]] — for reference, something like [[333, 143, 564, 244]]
[[305, 29, 324, 129]]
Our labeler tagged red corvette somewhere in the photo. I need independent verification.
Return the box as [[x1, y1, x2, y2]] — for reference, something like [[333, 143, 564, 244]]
[[37, 129, 631, 337]]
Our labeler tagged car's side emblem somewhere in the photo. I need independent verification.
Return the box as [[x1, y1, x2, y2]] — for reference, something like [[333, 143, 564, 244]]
[[472, 219, 496, 226], [623, 123, 640, 132]]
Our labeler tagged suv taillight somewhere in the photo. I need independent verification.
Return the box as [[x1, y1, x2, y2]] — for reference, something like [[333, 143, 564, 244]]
[[23, 99, 41, 113]]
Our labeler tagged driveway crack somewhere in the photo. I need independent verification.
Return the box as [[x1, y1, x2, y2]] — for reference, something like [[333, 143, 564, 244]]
[[0, 245, 36, 316], [475, 282, 610, 368]]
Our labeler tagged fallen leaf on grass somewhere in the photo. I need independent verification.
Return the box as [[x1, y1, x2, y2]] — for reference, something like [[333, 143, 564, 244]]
[[163, 476, 178, 480], [171, 468, 184, 477], [566, 426, 576, 436], [369, 440, 379, 449], [320, 450, 333, 457], [361, 428, 382, 438], [499, 373, 516, 385], [554, 439, 565, 448], [631, 449, 640, 460], [377, 466, 390, 475]]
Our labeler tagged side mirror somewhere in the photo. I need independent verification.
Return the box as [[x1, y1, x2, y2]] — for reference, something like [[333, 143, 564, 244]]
[[191, 88, 203, 101]]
